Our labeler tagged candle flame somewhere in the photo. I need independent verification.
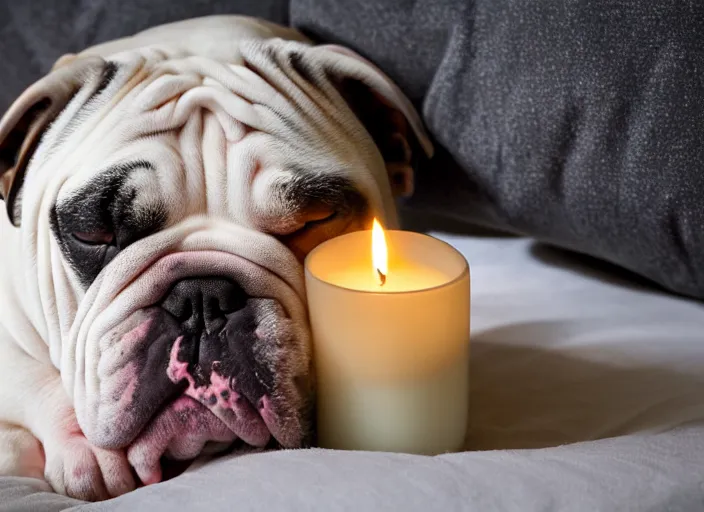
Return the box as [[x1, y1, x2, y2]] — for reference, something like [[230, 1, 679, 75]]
[[372, 218, 388, 286]]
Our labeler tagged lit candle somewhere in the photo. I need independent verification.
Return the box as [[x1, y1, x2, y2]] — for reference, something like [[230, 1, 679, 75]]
[[305, 220, 470, 455]]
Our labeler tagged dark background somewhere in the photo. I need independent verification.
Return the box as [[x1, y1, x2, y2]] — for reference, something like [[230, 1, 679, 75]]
[[0, 0, 290, 112]]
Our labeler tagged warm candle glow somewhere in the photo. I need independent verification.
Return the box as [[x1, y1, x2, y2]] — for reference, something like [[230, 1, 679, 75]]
[[305, 229, 471, 454], [372, 218, 388, 286]]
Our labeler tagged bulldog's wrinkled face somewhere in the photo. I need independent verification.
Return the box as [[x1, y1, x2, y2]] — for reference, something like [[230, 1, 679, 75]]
[[0, 36, 429, 485]]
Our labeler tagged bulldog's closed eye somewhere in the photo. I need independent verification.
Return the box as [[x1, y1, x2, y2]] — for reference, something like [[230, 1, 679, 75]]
[[298, 209, 337, 231], [50, 161, 166, 288], [278, 206, 363, 261], [267, 204, 337, 237], [72, 230, 115, 246], [262, 174, 369, 260]]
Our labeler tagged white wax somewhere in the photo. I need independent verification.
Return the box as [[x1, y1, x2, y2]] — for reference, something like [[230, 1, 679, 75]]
[[317, 348, 469, 454], [305, 230, 470, 455]]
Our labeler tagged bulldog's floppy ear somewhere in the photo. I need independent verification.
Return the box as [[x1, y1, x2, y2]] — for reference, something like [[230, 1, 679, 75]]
[[0, 56, 104, 226], [313, 45, 434, 198]]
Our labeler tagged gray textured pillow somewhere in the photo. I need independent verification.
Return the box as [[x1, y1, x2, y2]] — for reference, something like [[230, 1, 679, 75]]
[[291, 0, 704, 299]]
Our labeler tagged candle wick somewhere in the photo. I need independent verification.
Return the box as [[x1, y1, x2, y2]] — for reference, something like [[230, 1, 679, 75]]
[[377, 268, 386, 286]]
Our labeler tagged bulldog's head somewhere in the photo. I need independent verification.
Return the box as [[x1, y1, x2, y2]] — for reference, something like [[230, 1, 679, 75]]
[[0, 20, 432, 484]]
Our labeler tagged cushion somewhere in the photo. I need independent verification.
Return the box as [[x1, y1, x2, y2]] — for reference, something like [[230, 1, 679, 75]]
[[291, 0, 704, 300]]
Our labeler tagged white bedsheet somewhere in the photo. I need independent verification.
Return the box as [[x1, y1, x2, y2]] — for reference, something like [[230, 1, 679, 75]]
[[2, 234, 704, 511]]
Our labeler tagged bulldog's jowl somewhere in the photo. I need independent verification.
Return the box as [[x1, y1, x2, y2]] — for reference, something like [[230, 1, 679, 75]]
[[103, 287, 280, 485]]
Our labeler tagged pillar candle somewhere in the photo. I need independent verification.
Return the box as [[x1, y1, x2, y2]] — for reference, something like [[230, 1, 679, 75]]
[[305, 222, 470, 455]]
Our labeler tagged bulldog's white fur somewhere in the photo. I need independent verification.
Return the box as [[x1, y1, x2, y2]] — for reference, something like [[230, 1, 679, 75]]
[[0, 16, 432, 501]]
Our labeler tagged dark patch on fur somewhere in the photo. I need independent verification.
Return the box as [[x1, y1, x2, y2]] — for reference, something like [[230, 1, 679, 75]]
[[281, 170, 368, 221], [220, 305, 274, 404], [49, 160, 167, 288], [288, 51, 322, 87], [91, 62, 119, 100], [100, 309, 184, 448], [161, 277, 251, 389], [168, 299, 274, 407], [130, 312, 186, 409], [269, 171, 371, 260]]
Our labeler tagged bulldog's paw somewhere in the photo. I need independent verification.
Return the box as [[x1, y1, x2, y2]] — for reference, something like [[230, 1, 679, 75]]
[[0, 423, 45, 480], [43, 433, 136, 501]]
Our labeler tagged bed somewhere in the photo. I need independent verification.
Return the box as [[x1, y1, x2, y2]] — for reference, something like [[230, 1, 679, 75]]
[[2, 227, 703, 511]]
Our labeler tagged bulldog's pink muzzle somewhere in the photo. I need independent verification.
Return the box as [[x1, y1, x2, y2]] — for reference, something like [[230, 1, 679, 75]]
[[72, 249, 311, 485]]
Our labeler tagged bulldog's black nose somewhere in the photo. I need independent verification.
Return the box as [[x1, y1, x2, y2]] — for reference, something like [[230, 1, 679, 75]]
[[162, 277, 248, 334]]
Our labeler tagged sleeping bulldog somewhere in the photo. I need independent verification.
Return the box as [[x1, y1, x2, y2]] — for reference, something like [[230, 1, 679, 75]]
[[0, 15, 432, 501]]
